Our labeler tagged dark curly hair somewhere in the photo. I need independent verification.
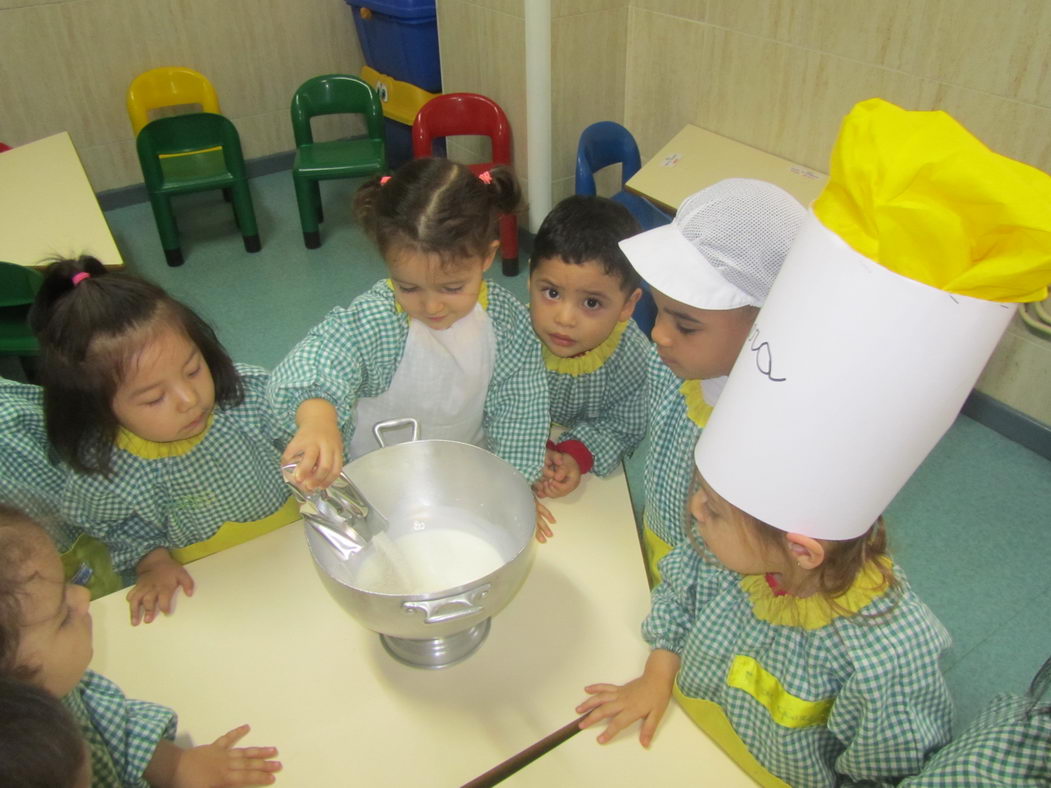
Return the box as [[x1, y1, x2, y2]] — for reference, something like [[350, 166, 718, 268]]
[[0, 674, 86, 788], [28, 256, 243, 475]]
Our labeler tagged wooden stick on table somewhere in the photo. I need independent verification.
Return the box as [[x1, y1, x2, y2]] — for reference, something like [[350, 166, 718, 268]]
[[460, 715, 588, 787]]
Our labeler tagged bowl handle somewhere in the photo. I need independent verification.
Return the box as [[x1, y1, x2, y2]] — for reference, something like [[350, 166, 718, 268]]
[[402, 584, 491, 624], [372, 417, 420, 448]]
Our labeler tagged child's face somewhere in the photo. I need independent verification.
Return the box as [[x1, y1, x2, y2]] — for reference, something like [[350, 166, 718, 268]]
[[529, 256, 640, 357], [650, 289, 756, 380], [111, 324, 216, 442], [689, 477, 772, 576], [15, 538, 93, 698], [387, 243, 496, 331]]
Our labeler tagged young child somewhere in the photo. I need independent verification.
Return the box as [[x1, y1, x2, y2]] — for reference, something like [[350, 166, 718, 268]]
[[577, 466, 953, 787], [618, 179, 804, 579], [0, 674, 89, 787], [268, 157, 548, 490], [528, 195, 648, 513], [29, 257, 297, 625], [0, 504, 281, 786]]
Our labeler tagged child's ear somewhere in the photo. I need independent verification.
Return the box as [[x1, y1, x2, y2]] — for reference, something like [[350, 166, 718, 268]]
[[618, 287, 643, 322], [784, 533, 825, 570], [481, 240, 500, 273]]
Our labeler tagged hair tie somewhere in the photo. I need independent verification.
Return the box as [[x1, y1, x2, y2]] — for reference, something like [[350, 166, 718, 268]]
[[478, 170, 493, 185], [71, 272, 91, 286], [380, 175, 392, 185]]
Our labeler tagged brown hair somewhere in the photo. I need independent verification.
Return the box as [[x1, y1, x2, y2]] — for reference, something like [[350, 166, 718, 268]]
[[0, 675, 86, 787], [353, 157, 521, 267], [29, 256, 243, 475], [0, 505, 50, 683]]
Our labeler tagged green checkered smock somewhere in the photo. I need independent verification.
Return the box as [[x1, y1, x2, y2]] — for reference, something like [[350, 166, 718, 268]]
[[644, 544, 953, 788], [62, 669, 176, 787], [546, 320, 651, 477], [59, 364, 289, 575], [0, 377, 79, 549], [267, 279, 549, 482], [900, 690, 1050, 786], [643, 355, 704, 548]]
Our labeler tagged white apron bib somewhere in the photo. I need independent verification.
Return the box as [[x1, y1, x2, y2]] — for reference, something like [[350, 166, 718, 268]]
[[348, 304, 496, 458]]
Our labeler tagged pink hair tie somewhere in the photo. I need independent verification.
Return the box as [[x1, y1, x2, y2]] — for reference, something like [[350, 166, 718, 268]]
[[379, 175, 392, 185], [478, 170, 493, 185], [71, 272, 91, 286]]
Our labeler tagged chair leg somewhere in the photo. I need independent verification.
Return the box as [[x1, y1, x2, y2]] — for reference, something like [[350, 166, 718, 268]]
[[312, 182, 323, 224], [293, 173, 322, 249], [147, 192, 183, 266], [500, 213, 519, 276], [165, 248, 185, 267], [230, 180, 261, 254]]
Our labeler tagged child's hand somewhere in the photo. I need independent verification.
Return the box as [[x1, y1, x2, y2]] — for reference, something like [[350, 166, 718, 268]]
[[575, 650, 680, 747], [149, 725, 281, 787], [128, 548, 194, 626], [536, 451, 582, 499], [533, 497, 556, 543], [284, 399, 343, 491]]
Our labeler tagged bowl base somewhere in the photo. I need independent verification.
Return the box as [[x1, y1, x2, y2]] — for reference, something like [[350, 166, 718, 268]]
[[380, 619, 492, 669]]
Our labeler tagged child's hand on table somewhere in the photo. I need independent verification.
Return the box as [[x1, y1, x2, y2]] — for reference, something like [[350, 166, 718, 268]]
[[533, 497, 556, 543], [284, 399, 343, 491], [533, 449, 582, 499], [575, 649, 680, 747], [128, 548, 194, 626], [149, 724, 281, 787]]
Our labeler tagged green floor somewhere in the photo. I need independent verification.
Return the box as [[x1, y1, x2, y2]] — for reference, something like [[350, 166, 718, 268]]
[[45, 170, 1051, 731]]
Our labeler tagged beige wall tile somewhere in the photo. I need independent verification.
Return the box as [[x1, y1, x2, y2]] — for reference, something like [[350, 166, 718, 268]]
[[977, 317, 1051, 425], [452, 0, 523, 17], [630, 0, 707, 21], [556, 0, 627, 16], [552, 9, 627, 182]]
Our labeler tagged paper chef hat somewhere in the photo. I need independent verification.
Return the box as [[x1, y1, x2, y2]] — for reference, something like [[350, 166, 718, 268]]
[[695, 99, 1051, 540], [619, 179, 805, 310]]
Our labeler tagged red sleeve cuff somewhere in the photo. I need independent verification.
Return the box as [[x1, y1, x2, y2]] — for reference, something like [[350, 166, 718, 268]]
[[552, 439, 594, 475]]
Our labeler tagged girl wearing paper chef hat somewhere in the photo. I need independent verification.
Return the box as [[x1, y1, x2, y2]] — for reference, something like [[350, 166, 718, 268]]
[[578, 99, 1051, 787], [619, 179, 805, 584]]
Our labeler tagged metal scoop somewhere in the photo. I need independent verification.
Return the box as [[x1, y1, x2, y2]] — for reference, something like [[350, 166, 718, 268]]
[[282, 459, 388, 560]]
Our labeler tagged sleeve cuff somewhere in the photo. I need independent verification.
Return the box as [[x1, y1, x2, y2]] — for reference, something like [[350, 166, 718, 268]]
[[552, 439, 594, 475]]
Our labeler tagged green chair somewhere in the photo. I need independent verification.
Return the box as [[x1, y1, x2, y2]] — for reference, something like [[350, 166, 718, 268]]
[[0, 261, 43, 379], [291, 74, 387, 249], [136, 112, 260, 267]]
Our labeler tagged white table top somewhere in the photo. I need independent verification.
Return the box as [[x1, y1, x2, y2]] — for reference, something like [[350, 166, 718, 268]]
[[0, 132, 123, 268], [88, 468, 755, 786], [627, 124, 827, 212]]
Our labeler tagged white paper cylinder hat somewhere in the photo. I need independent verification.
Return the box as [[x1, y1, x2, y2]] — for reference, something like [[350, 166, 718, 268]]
[[618, 179, 805, 310], [694, 210, 1017, 540]]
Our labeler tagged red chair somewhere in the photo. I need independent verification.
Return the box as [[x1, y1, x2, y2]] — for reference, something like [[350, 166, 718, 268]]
[[0, 143, 12, 152], [412, 93, 519, 275]]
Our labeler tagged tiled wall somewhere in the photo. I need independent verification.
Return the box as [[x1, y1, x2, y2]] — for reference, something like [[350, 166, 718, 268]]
[[622, 0, 1051, 425], [0, 0, 365, 192]]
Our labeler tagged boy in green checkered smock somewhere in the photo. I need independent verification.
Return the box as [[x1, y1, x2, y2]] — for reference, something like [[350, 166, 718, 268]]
[[618, 179, 805, 581], [30, 258, 297, 626], [268, 159, 548, 493], [900, 655, 1050, 787], [526, 197, 650, 531], [0, 506, 281, 786], [0, 377, 122, 599]]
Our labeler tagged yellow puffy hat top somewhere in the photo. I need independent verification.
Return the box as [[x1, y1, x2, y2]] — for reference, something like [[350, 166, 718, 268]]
[[813, 98, 1051, 302]]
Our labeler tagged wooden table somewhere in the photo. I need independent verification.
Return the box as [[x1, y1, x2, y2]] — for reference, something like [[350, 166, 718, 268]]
[[88, 468, 755, 786], [626, 124, 827, 212], [0, 132, 123, 268]]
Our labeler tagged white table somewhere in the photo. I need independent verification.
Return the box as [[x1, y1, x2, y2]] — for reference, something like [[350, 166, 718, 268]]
[[627, 124, 827, 212], [0, 132, 123, 268], [88, 468, 755, 786]]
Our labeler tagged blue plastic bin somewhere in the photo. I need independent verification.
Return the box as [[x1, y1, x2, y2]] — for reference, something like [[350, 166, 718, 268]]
[[347, 1, 441, 94]]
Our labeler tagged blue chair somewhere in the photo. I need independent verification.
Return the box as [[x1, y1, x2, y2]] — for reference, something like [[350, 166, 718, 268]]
[[575, 121, 671, 336]]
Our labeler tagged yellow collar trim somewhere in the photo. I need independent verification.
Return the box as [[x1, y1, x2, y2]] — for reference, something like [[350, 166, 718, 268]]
[[543, 320, 628, 375], [114, 414, 214, 459], [680, 379, 714, 428], [741, 558, 894, 630], [388, 279, 490, 315]]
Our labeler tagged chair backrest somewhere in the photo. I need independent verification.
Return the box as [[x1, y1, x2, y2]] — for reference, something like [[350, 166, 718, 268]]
[[0, 261, 43, 309], [575, 121, 643, 196], [412, 93, 511, 164], [136, 113, 246, 185], [290, 74, 384, 148], [127, 67, 222, 136], [0, 142, 11, 153]]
